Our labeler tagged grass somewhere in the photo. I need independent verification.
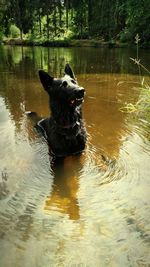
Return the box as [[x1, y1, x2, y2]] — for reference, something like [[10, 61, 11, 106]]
[[120, 34, 150, 119], [120, 83, 150, 114]]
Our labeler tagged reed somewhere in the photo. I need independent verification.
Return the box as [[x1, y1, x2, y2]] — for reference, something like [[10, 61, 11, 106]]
[[120, 34, 150, 116]]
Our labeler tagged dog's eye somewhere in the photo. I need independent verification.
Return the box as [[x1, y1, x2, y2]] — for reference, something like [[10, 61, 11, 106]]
[[62, 81, 68, 87], [71, 79, 76, 84]]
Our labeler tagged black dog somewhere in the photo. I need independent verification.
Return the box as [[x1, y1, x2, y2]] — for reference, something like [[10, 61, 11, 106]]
[[37, 64, 87, 157]]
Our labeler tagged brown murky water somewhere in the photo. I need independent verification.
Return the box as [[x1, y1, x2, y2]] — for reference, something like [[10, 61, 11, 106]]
[[0, 45, 150, 267]]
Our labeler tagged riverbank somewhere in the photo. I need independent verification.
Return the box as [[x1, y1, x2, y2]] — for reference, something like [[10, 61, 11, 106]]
[[2, 37, 150, 49], [2, 38, 129, 48]]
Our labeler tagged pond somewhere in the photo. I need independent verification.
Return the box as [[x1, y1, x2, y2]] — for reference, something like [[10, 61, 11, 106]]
[[0, 45, 150, 267]]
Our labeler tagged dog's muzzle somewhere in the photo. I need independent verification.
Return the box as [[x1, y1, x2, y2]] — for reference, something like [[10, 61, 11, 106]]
[[69, 88, 85, 106]]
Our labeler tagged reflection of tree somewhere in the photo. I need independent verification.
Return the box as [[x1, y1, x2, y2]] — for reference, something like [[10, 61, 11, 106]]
[[80, 73, 140, 158], [0, 45, 149, 79], [44, 156, 83, 220], [0, 45, 143, 149], [0, 73, 23, 131]]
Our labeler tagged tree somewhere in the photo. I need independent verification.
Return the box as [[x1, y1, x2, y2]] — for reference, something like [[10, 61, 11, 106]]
[[125, 0, 150, 42], [0, 0, 150, 44], [3, 0, 36, 39], [72, 0, 88, 38]]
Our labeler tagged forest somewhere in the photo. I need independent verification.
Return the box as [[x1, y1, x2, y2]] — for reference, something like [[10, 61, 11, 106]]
[[0, 0, 150, 46]]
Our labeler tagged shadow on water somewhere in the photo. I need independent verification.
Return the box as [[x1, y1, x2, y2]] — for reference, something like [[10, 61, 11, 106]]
[[0, 45, 150, 267]]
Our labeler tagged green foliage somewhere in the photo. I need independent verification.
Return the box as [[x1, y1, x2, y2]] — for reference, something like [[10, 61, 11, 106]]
[[0, 0, 149, 44], [0, 21, 3, 41], [0, 31, 3, 42], [119, 29, 133, 43], [125, 0, 150, 43], [72, 0, 88, 39], [120, 36, 150, 117], [9, 24, 20, 38]]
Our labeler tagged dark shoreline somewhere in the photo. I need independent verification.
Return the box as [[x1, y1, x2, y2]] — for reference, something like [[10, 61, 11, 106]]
[[2, 38, 149, 49], [1, 38, 130, 48]]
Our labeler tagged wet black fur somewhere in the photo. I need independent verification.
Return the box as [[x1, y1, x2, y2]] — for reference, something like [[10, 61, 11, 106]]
[[37, 64, 87, 157]]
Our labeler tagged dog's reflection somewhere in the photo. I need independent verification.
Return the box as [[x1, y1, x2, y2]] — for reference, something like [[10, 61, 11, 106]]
[[44, 155, 84, 220]]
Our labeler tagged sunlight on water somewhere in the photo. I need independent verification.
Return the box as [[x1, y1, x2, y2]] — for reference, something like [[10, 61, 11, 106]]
[[0, 45, 150, 267]]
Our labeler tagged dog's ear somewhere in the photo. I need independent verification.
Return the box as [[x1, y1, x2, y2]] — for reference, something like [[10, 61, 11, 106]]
[[39, 70, 53, 92], [64, 64, 76, 80]]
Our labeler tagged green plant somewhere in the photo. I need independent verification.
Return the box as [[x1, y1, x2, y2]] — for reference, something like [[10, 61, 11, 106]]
[[9, 24, 20, 38], [120, 34, 150, 115], [120, 84, 150, 113], [119, 29, 132, 43], [0, 31, 3, 41]]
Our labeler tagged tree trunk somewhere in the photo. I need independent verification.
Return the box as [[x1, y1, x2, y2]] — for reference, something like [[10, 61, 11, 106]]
[[54, 5, 57, 36], [58, 1, 62, 27], [39, 13, 42, 37], [47, 14, 49, 40], [20, 29, 23, 40], [71, 6, 74, 20], [88, 0, 92, 34], [81, 24, 83, 39], [66, 0, 69, 29]]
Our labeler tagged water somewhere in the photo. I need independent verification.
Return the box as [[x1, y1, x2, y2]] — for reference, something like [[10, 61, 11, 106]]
[[0, 45, 150, 267]]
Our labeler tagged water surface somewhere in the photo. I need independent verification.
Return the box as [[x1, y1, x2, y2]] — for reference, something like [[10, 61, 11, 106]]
[[0, 45, 150, 267]]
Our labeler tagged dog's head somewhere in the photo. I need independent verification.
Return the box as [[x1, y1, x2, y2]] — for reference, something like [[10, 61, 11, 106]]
[[39, 64, 85, 108]]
